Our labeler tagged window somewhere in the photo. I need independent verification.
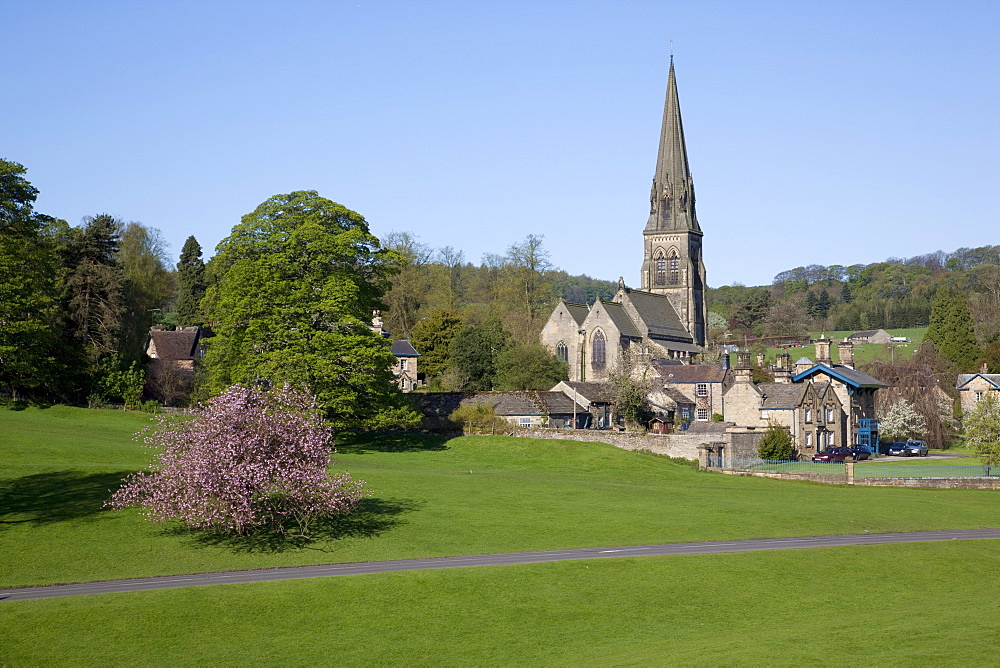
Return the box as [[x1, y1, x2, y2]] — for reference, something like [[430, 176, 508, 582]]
[[556, 341, 568, 364], [519, 417, 532, 426], [805, 432, 812, 447], [668, 250, 680, 285], [400, 359, 408, 371], [592, 331, 606, 370], [827, 432, 834, 446], [804, 409, 812, 423], [761, 410, 770, 419], [976, 392, 984, 401], [826, 408, 835, 423], [697, 408, 708, 421], [696, 383, 708, 397], [655, 254, 666, 285], [681, 407, 692, 420]]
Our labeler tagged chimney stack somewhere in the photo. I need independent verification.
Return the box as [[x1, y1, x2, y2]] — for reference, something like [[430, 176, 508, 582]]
[[735, 351, 753, 383], [837, 340, 854, 369], [773, 352, 792, 383], [815, 336, 832, 366]]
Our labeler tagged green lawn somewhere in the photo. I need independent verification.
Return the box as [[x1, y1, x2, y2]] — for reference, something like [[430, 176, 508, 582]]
[[759, 327, 928, 366], [3, 540, 1000, 665], [3, 405, 1000, 590]]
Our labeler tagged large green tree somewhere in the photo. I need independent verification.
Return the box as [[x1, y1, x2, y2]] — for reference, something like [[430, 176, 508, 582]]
[[409, 308, 464, 382], [0, 159, 61, 399], [448, 319, 511, 391], [926, 287, 981, 372], [118, 222, 173, 363], [175, 236, 207, 327], [494, 344, 568, 391], [201, 191, 419, 429], [962, 395, 1000, 466]]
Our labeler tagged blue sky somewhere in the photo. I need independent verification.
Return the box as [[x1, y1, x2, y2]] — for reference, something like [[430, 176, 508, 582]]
[[5, 0, 999, 287]]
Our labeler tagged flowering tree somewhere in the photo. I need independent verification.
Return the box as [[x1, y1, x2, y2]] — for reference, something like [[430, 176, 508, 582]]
[[963, 395, 1000, 466], [107, 384, 365, 536], [878, 398, 927, 443]]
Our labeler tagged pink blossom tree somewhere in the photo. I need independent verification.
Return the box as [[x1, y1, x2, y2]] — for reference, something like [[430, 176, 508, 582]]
[[107, 384, 365, 536]]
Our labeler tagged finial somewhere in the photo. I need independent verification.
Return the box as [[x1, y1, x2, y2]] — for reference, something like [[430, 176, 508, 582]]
[[618, 276, 626, 291], [669, 40, 674, 57]]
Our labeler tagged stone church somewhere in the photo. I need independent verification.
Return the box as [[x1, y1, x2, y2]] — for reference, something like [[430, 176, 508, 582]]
[[540, 58, 707, 382]]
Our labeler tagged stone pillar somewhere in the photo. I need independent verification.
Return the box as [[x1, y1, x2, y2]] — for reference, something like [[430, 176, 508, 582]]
[[845, 460, 855, 484], [698, 444, 711, 469]]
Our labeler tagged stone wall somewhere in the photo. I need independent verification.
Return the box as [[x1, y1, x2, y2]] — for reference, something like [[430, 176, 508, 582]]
[[516, 427, 712, 460]]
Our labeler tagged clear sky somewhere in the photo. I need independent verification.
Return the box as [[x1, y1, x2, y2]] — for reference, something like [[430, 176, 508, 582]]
[[5, 0, 999, 287]]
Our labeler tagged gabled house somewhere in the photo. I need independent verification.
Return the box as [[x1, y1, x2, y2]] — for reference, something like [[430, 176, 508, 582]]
[[649, 361, 731, 422], [145, 326, 206, 373], [847, 329, 892, 345], [956, 371, 1000, 414], [550, 381, 615, 429], [391, 340, 421, 392]]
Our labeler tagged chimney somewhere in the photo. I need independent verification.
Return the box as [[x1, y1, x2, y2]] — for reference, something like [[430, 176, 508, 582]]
[[815, 336, 831, 366], [982, 362, 990, 374], [721, 353, 731, 371], [735, 351, 753, 383], [838, 340, 854, 369], [756, 352, 766, 368], [773, 352, 792, 383]]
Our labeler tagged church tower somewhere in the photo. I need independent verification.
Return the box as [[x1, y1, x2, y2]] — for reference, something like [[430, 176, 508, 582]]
[[640, 57, 708, 346]]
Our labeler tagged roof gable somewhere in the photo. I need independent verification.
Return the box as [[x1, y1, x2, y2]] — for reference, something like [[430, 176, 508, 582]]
[[652, 361, 727, 383], [792, 364, 888, 389], [391, 340, 420, 356], [619, 288, 691, 341], [598, 301, 642, 338], [957, 374, 1000, 390]]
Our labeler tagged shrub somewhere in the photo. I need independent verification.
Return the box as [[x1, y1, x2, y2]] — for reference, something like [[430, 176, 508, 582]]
[[758, 422, 794, 461], [450, 403, 509, 434], [107, 384, 365, 537]]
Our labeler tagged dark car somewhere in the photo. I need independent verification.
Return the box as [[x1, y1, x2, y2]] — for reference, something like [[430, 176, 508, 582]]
[[849, 447, 872, 461], [812, 446, 855, 463]]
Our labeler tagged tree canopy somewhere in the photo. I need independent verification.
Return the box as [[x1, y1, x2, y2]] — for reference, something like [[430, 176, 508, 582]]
[[201, 191, 419, 429]]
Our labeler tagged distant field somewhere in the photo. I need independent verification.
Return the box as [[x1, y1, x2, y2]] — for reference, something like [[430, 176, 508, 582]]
[[758, 327, 928, 366]]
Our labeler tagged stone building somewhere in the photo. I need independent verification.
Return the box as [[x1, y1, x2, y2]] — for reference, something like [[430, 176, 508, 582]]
[[956, 371, 1000, 414], [540, 58, 705, 380], [648, 361, 732, 423]]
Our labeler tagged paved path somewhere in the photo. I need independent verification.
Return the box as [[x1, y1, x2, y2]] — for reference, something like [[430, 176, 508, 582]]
[[4, 529, 1000, 601]]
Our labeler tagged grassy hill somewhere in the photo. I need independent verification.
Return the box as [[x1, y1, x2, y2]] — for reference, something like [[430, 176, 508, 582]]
[[3, 405, 1000, 664], [756, 327, 928, 367]]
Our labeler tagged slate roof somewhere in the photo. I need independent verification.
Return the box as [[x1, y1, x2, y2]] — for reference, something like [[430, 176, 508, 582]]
[[684, 421, 733, 434], [414, 391, 586, 418], [957, 374, 1000, 390], [621, 289, 692, 341], [651, 362, 728, 384], [757, 383, 808, 409], [147, 329, 199, 361], [552, 381, 614, 404], [391, 340, 420, 356], [661, 387, 694, 405], [792, 364, 888, 389], [600, 301, 642, 338], [563, 302, 590, 326], [848, 329, 889, 340]]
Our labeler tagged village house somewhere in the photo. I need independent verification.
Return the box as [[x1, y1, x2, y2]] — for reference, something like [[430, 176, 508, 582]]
[[415, 391, 589, 430], [956, 369, 1000, 414], [649, 361, 731, 423]]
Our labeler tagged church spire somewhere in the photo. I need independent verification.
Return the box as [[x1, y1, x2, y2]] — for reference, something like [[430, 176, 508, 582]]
[[645, 56, 700, 234]]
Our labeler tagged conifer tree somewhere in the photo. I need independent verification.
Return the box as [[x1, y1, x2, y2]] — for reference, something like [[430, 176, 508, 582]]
[[175, 236, 207, 327], [926, 288, 981, 371]]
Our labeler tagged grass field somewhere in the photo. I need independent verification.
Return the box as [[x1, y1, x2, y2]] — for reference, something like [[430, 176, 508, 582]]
[[4, 404, 1000, 664], [3, 541, 1000, 665], [756, 327, 928, 367]]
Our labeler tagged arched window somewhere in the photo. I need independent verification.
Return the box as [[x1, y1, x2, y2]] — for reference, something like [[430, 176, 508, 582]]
[[668, 250, 680, 285], [592, 331, 606, 370], [654, 251, 666, 285], [556, 341, 568, 363]]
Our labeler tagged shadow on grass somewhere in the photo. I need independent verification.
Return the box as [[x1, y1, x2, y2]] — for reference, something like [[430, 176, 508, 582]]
[[0, 470, 131, 528], [163, 496, 422, 554], [335, 432, 453, 454]]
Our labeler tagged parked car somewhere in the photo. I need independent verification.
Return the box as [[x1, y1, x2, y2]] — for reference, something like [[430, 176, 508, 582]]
[[887, 441, 929, 457], [849, 447, 872, 461], [812, 446, 855, 463]]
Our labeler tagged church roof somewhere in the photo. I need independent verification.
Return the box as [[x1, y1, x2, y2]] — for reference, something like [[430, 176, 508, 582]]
[[622, 289, 691, 341], [563, 302, 590, 326], [645, 57, 700, 235], [601, 301, 642, 338]]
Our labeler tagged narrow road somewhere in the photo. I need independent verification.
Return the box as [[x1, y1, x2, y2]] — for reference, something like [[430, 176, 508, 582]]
[[4, 529, 999, 601]]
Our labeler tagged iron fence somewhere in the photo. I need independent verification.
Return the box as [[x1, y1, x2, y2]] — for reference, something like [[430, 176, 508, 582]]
[[716, 457, 846, 475], [854, 464, 1000, 479]]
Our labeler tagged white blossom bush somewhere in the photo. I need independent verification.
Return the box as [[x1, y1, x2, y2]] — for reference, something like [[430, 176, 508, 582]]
[[107, 384, 365, 536]]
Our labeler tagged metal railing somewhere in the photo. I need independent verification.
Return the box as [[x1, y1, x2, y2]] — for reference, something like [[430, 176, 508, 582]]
[[715, 457, 847, 475], [855, 464, 1000, 479]]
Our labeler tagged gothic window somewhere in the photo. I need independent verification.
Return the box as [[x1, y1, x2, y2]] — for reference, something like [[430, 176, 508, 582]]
[[668, 250, 680, 285], [556, 341, 568, 364], [654, 252, 666, 286], [592, 331, 606, 370]]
